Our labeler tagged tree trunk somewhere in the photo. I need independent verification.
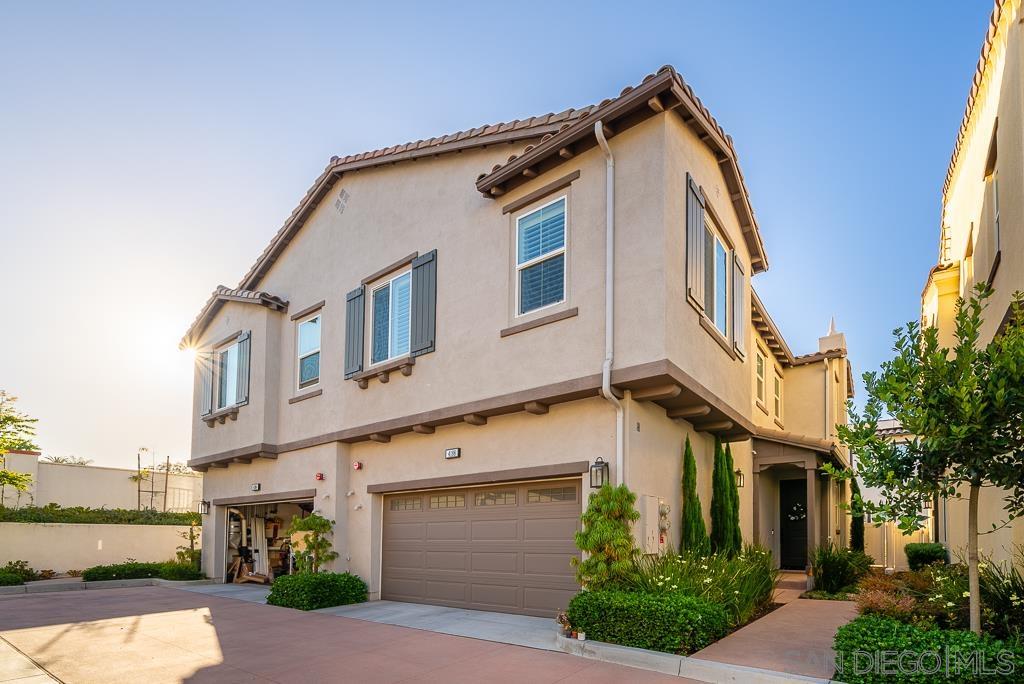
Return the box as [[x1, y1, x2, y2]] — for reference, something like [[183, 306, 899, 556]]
[[968, 481, 981, 635]]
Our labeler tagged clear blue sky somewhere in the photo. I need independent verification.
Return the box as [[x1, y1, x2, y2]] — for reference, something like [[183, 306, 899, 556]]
[[0, 2, 992, 467]]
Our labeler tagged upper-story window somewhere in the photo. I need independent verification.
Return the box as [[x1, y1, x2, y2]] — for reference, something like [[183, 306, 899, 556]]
[[201, 330, 250, 417], [984, 125, 1000, 257], [703, 214, 730, 337], [990, 171, 1000, 254], [297, 313, 321, 390], [371, 270, 412, 364], [516, 196, 566, 315], [216, 340, 239, 410], [773, 373, 783, 420], [755, 349, 766, 405]]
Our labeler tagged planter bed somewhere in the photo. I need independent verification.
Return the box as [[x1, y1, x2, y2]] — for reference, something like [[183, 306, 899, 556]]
[[0, 577, 214, 597]]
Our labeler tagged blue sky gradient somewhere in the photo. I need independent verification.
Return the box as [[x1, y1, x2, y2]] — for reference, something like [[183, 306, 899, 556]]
[[0, 2, 993, 466]]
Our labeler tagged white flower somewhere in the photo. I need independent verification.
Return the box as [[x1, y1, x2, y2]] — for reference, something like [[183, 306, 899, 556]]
[[671, 585, 678, 590], [946, 602, 955, 607], [657, 581, 663, 586], [979, 563, 988, 570], [703, 578, 712, 584], [733, 590, 739, 594], [962, 591, 970, 598]]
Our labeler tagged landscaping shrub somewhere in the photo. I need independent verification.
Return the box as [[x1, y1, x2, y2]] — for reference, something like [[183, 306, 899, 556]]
[[0, 504, 199, 526], [710, 439, 740, 556], [980, 551, 1024, 641], [856, 589, 934, 627], [811, 543, 872, 594], [0, 571, 23, 586], [1, 560, 39, 583], [833, 615, 1024, 683], [81, 561, 203, 582], [627, 545, 777, 626], [849, 479, 865, 552], [266, 572, 368, 611], [904, 542, 947, 571], [572, 484, 640, 589], [567, 589, 728, 654], [286, 513, 339, 573], [679, 436, 709, 554]]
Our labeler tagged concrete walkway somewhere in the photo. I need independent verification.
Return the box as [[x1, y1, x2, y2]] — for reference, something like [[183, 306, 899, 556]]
[[0, 587, 690, 683], [0, 638, 56, 684], [177, 582, 271, 604], [691, 598, 858, 679]]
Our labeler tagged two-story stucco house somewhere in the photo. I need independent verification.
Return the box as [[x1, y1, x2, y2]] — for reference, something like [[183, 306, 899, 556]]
[[182, 66, 854, 617], [921, 0, 1024, 565]]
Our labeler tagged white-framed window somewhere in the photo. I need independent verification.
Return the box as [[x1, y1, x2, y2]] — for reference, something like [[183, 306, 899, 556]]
[[703, 214, 730, 337], [216, 340, 240, 410], [296, 313, 321, 390], [774, 373, 783, 419], [516, 196, 566, 316], [992, 171, 1000, 253], [371, 270, 412, 365], [755, 349, 766, 404]]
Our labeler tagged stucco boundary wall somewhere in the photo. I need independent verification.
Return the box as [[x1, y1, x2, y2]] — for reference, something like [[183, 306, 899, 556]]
[[0, 522, 198, 573]]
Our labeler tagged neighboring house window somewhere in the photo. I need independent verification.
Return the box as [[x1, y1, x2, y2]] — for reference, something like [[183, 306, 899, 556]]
[[991, 171, 1000, 253], [516, 196, 566, 315], [703, 214, 730, 337], [774, 374, 783, 420], [297, 313, 321, 390], [216, 340, 239, 410], [371, 270, 412, 364], [755, 350, 766, 404]]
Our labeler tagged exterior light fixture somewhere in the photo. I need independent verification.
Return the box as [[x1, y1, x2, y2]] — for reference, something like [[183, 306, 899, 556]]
[[734, 469, 745, 488], [197, 500, 211, 515], [590, 457, 610, 488], [922, 497, 932, 510]]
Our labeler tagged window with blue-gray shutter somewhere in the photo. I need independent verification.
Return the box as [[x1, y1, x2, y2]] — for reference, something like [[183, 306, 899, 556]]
[[235, 331, 251, 404], [686, 173, 706, 309], [732, 255, 746, 357], [199, 351, 214, 416], [370, 271, 411, 364], [516, 197, 566, 315], [410, 250, 437, 356]]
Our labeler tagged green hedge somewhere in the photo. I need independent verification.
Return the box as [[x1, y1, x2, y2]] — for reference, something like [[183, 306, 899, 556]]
[[834, 615, 1024, 683], [566, 590, 729, 654], [267, 572, 368, 611], [81, 562, 203, 582], [904, 543, 947, 571], [0, 504, 199, 526], [0, 571, 23, 586]]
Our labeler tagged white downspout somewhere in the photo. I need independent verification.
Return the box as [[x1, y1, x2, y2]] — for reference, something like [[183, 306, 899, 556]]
[[595, 120, 624, 486]]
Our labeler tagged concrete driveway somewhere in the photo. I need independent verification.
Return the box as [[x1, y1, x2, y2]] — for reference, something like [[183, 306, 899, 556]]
[[0, 587, 688, 683]]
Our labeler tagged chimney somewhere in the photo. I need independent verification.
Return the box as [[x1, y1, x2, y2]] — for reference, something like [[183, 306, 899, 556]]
[[819, 316, 847, 353]]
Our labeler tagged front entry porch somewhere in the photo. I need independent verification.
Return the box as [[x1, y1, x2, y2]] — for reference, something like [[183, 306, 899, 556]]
[[752, 435, 848, 571]]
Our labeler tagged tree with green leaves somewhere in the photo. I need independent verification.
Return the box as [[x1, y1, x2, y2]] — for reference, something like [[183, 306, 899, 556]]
[[287, 513, 339, 573], [837, 285, 1024, 634], [710, 438, 739, 556], [679, 436, 708, 553], [0, 392, 38, 508], [572, 483, 640, 589], [849, 478, 865, 552]]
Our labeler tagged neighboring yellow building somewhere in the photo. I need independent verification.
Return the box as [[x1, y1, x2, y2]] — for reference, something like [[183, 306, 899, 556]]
[[921, 0, 1024, 565]]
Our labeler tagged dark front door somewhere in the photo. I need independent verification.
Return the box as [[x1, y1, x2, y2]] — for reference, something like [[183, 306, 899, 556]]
[[779, 478, 808, 569]]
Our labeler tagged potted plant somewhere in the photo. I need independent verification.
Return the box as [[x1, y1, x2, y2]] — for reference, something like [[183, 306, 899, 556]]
[[555, 611, 572, 637]]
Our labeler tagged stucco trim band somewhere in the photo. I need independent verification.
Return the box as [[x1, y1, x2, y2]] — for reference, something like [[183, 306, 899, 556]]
[[211, 489, 317, 506], [367, 461, 589, 494], [501, 171, 581, 215], [290, 300, 326, 321], [500, 307, 578, 337]]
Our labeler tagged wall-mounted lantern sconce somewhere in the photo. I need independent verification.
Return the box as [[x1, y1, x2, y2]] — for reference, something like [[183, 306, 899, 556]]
[[197, 500, 211, 515], [590, 457, 610, 489], [734, 469, 745, 488], [922, 497, 932, 510]]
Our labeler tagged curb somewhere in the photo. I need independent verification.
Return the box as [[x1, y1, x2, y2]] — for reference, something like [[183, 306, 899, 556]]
[[554, 634, 828, 684], [0, 578, 213, 597]]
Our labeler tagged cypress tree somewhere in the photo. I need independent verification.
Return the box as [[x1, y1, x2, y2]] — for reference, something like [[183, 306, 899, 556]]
[[679, 436, 708, 554], [724, 443, 742, 554], [850, 478, 865, 552], [709, 438, 729, 554]]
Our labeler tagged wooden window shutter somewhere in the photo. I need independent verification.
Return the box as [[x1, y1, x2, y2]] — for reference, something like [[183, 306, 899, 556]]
[[732, 256, 746, 357], [410, 250, 437, 357], [344, 286, 366, 379], [199, 351, 215, 416], [686, 173, 706, 309], [235, 331, 251, 404]]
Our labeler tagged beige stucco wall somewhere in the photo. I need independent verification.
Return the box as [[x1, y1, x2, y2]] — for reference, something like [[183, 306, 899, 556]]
[[0, 523, 195, 573], [1, 452, 203, 512]]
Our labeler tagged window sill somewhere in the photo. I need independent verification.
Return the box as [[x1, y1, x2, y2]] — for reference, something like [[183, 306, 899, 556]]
[[774, 417, 785, 430], [988, 250, 1001, 285], [756, 400, 768, 416], [203, 405, 241, 427], [351, 356, 415, 389], [698, 315, 737, 360], [501, 307, 578, 338], [289, 388, 322, 404]]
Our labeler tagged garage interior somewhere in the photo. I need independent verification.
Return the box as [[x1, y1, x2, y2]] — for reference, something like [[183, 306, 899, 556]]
[[225, 497, 313, 583]]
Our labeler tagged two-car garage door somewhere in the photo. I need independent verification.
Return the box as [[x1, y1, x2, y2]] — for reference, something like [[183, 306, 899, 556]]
[[381, 479, 581, 617]]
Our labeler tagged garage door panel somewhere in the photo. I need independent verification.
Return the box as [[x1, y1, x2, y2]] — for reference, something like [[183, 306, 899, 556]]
[[470, 583, 520, 609], [383, 479, 581, 617], [470, 551, 518, 573], [470, 518, 519, 541], [425, 550, 468, 571], [425, 580, 469, 602]]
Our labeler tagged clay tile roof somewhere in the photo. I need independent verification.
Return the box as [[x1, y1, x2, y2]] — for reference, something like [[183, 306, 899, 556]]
[[180, 286, 288, 349], [944, 0, 1011, 201]]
